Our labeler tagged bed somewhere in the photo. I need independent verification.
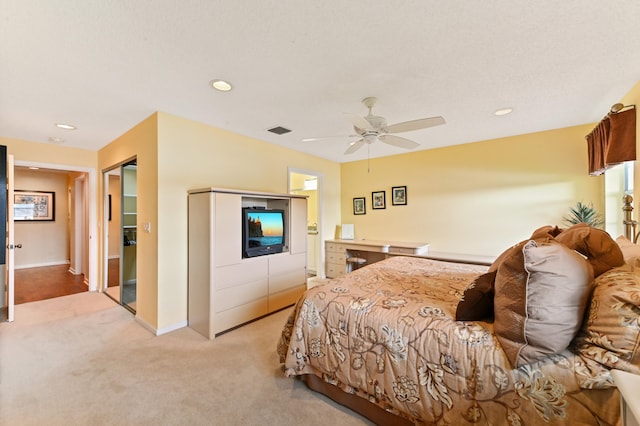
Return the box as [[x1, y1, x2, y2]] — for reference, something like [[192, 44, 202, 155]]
[[277, 223, 640, 425]]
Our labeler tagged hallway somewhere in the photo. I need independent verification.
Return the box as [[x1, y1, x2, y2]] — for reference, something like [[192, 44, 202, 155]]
[[15, 264, 87, 304]]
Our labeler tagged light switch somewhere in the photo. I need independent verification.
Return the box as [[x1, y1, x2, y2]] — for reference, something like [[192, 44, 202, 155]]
[[143, 222, 151, 233]]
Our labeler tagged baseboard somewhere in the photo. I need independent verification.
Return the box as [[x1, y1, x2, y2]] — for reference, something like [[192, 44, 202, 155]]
[[134, 315, 188, 336], [157, 320, 188, 336], [15, 260, 70, 270], [134, 316, 157, 335]]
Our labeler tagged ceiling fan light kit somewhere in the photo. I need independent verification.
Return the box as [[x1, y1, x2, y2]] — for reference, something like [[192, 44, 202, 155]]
[[304, 96, 445, 155]]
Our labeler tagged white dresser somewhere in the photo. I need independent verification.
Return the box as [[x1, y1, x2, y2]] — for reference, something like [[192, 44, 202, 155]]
[[188, 188, 308, 339]]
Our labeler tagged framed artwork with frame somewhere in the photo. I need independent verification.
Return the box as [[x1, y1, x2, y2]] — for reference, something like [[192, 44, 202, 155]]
[[14, 190, 55, 221], [392, 186, 407, 206], [353, 197, 366, 215], [372, 191, 386, 210]]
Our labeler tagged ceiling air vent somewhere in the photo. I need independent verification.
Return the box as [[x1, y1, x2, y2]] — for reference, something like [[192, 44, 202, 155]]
[[267, 126, 292, 135]]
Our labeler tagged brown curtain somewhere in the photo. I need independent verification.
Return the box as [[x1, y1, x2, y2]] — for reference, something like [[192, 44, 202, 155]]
[[586, 107, 636, 176]]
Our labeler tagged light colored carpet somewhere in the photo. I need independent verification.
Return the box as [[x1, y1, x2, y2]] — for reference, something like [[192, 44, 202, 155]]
[[0, 292, 372, 425]]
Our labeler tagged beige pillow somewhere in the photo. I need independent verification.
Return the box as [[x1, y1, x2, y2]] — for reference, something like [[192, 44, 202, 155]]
[[572, 265, 640, 375], [615, 235, 640, 267], [494, 239, 594, 367]]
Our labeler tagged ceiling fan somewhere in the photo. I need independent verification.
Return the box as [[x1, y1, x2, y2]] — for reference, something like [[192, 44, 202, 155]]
[[304, 97, 445, 155]]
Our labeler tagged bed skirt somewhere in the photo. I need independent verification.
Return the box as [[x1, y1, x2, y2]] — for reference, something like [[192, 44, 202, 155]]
[[299, 374, 414, 426]]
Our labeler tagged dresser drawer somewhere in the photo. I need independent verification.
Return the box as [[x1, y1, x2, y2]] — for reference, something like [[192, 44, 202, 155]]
[[326, 263, 347, 278], [325, 242, 346, 254], [326, 250, 346, 265], [388, 247, 415, 255]]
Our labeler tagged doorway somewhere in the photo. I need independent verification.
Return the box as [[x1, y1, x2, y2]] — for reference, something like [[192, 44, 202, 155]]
[[12, 167, 89, 303], [104, 159, 137, 313], [3, 161, 97, 321], [288, 169, 323, 279]]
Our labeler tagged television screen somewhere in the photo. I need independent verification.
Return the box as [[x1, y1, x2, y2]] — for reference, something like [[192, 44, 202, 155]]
[[243, 208, 285, 258]]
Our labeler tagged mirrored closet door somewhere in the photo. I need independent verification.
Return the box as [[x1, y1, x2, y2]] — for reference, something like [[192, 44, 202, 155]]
[[104, 159, 137, 313]]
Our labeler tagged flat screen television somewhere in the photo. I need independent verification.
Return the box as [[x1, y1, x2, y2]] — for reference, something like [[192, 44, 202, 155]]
[[242, 207, 286, 258]]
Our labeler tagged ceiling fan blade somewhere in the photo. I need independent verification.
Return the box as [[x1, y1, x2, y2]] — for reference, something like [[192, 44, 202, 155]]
[[301, 134, 358, 142], [386, 116, 445, 133], [344, 113, 373, 131], [379, 134, 420, 149], [344, 139, 365, 154]]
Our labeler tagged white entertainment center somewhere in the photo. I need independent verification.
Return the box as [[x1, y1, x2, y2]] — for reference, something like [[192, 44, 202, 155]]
[[188, 187, 308, 339]]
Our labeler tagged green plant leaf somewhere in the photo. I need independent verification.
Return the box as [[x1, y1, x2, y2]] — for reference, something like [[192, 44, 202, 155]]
[[563, 202, 604, 228]]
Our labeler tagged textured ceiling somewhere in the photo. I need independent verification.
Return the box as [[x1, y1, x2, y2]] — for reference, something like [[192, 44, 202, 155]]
[[2, 1, 640, 163]]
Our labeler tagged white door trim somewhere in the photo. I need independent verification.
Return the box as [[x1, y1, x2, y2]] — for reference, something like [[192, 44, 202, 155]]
[[288, 167, 325, 279], [15, 160, 98, 291]]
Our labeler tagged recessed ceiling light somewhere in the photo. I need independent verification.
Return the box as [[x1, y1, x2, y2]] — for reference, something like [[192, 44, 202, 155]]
[[55, 123, 77, 130], [28, 167, 40, 170], [48, 136, 65, 143], [494, 108, 513, 116], [210, 79, 232, 91]]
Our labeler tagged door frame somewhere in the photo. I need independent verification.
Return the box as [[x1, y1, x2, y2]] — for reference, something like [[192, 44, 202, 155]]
[[14, 160, 98, 291], [288, 167, 325, 278]]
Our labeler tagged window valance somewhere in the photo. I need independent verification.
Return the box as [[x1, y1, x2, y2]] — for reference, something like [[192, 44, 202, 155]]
[[586, 105, 636, 176]]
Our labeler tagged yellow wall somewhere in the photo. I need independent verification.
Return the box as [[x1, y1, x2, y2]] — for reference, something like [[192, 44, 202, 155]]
[[155, 112, 341, 330], [340, 124, 603, 257], [0, 137, 97, 168], [96, 112, 340, 331], [98, 113, 158, 329]]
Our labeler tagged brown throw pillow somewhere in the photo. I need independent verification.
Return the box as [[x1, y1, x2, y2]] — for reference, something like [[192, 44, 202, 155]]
[[555, 223, 624, 276], [488, 226, 560, 274], [455, 271, 497, 321], [494, 239, 594, 367], [530, 225, 562, 239]]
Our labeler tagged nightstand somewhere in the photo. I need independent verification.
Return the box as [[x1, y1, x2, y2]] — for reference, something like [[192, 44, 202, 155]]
[[611, 369, 640, 426]]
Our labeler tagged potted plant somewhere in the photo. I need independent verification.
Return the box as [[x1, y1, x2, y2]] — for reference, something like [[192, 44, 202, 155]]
[[563, 201, 604, 229]]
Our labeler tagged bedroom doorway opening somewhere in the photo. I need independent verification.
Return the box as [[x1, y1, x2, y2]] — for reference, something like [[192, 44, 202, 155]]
[[288, 169, 323, 281], [2, 158, 97, 322]]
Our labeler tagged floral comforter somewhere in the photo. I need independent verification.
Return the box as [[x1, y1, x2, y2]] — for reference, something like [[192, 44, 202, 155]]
[[277, 256, 620, 425]]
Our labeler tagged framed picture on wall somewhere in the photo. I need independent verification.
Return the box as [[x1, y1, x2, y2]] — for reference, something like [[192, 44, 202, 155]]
[[353, 197, 366, 215], [14, 190, 55, 221], [372, 191, 386, 210], [392, 186, 407, 205]]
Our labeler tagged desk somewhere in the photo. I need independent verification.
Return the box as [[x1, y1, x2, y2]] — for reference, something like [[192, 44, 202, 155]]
[[325, 239, 494, 278]]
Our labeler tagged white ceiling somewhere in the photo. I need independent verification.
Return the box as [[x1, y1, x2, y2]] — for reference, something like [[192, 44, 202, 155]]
[[2, 1, 640, 163]]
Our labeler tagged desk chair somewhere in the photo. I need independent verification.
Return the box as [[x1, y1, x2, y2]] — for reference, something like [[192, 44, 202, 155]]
[[346, 252, 367, 273]]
